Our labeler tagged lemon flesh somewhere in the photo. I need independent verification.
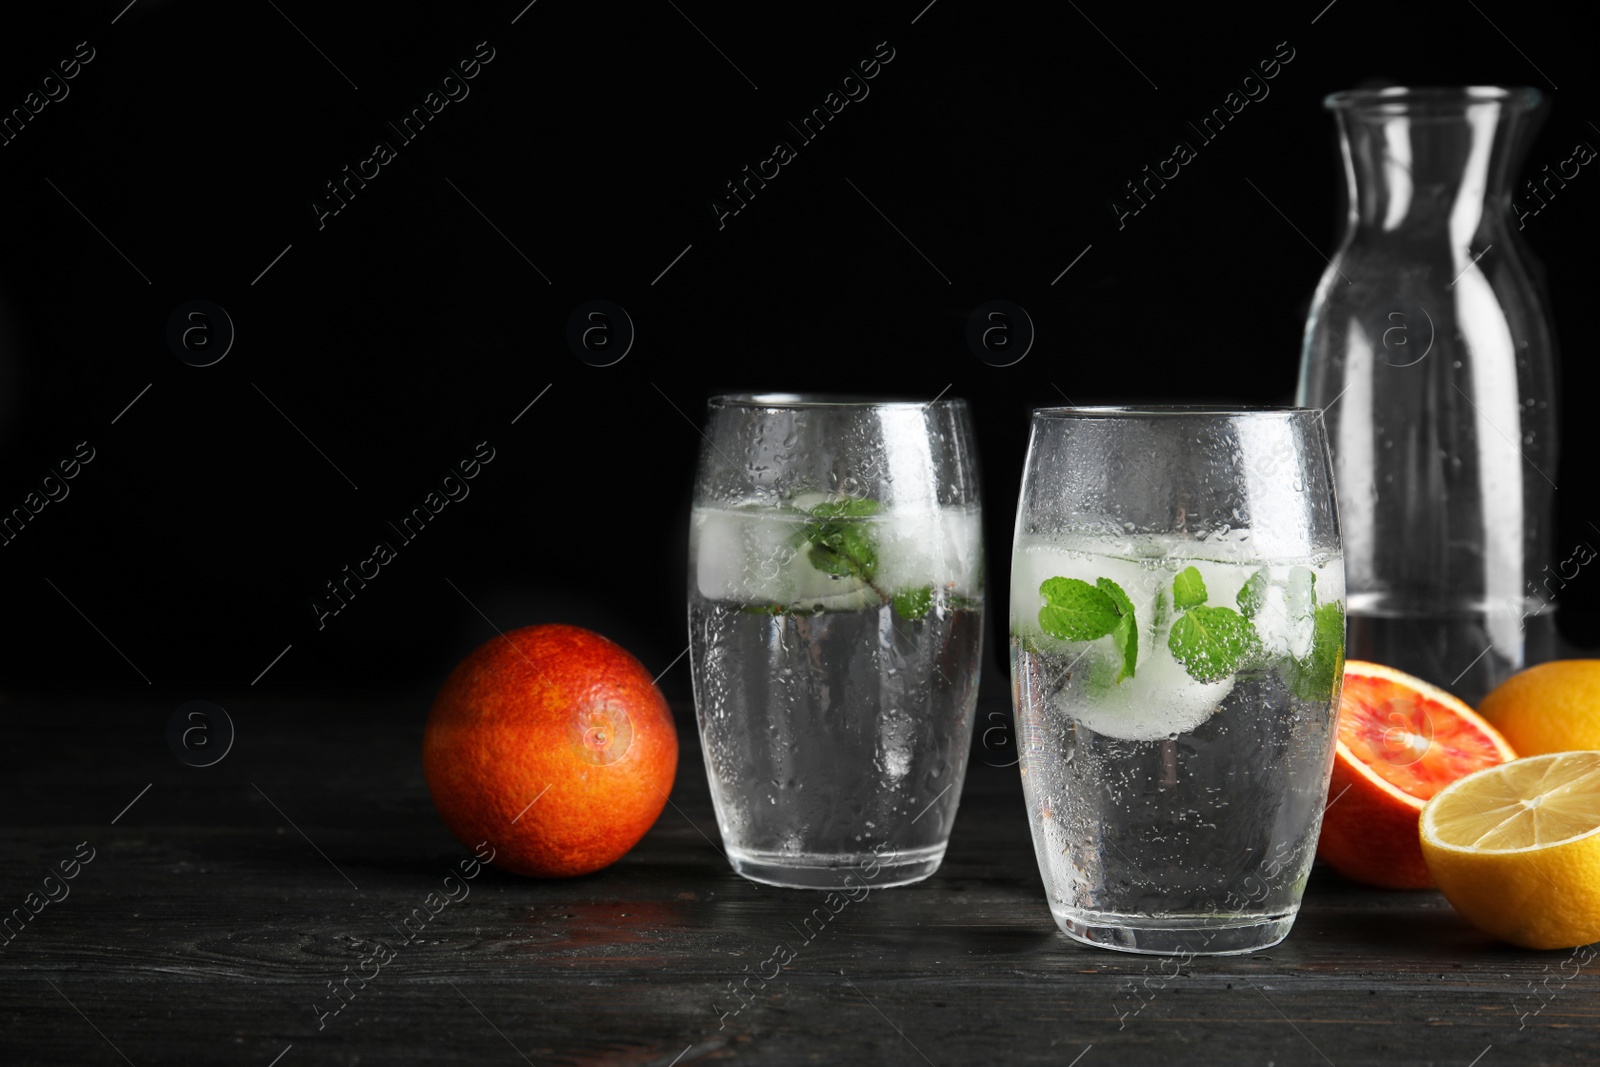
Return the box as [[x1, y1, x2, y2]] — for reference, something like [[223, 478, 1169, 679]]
[[1421, 751, 1600, 949]]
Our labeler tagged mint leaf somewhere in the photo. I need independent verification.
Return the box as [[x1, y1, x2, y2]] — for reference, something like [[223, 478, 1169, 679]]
[[804, 502, 879, 582], [1097, 578, 1139, 683], [807, 539, 860, 578], [808, 497, 881, 519], [1168, 605, 1259, 683], [1038, 577, 1137, 682], [1237, 569, 1268, 619], [1038, 577, 1120, 642], [839, 525, 877, 580], [1288, 602, 1345, 701], [893, 585, 934, 621], [1110, 614, 1137, 682], [1173, 566, 1208, 610], [1096, 577, 1135, 619], [807, 541, 849, 576]]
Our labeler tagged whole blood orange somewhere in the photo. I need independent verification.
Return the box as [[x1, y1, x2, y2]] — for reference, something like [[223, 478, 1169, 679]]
[[423, 624, 678, 877], [1317, 660, 1516, 889]]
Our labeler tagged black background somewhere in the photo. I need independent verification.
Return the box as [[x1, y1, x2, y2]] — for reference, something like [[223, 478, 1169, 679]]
[[2, 0, 1596, 709]]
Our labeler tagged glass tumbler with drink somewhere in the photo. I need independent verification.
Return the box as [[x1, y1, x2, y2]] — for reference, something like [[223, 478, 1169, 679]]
[[689, 394, 984, 889], [1011, 407, 1345, 954]]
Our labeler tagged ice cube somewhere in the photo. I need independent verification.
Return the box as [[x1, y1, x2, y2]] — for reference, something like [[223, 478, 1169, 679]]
[[1052, 640, 1235, 742], [693, 509, 746, 602], [939, 507, 985, 597], [693, 507, 807, 605], [1284, 565, 1316, 617], [1281, 565, 1317, 660], [872, 510, 933, 597]]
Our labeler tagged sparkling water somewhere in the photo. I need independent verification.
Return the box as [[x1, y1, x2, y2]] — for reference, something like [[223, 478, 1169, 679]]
[[690, 499, 983, 888], [1011, 531, 1344, 954]]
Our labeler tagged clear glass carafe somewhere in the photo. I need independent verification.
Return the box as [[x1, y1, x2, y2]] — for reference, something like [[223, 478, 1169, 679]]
[[1297, 86, 1557, 704]]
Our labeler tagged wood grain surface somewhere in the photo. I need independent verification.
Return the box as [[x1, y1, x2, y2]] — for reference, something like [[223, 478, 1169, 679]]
[[1, 696, 1594, 1066]]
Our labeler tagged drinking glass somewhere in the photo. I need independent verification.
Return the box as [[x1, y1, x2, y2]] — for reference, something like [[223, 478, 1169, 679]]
[[688, 394, 983, 889], [1011, 407, 1344, 954]]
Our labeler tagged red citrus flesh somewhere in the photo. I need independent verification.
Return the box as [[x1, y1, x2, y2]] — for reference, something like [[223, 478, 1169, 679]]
[[1316, 661, 1515, 889], [1338, 672, 1512, 801]]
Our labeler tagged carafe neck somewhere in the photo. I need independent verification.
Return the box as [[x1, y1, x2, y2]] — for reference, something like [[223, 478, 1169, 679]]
[[1331, 88, 1542, 243]]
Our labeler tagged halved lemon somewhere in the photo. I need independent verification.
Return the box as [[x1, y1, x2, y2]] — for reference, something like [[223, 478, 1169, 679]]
[[1420, 751, 1600, 949]]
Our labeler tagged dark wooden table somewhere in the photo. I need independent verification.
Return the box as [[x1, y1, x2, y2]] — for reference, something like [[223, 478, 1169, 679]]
[[3, 694, 1595, 1066]]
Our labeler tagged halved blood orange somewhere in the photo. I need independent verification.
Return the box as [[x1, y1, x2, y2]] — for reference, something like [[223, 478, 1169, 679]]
[[1316, 660, 1517, 889]]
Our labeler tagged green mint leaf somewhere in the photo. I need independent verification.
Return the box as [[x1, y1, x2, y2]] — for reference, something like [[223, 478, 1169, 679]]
[[1287, 602, 1345, 701], [1167, 605, 1259, 683], [1096, 577, 1135, 620], [1237, 569, 1268, 619], [1110, 614, 1138, 682], [807, 540, 853, 577], [839, 525, 877, 580], [1096, 578, 1139, 682], [1173, 566, 1208, 610], [803, 504, 879, 583], [1038, 577, 1121, 642], [806, 534, 877, 581], [807, 497, 881, 519], [1037, 577, 1137, 681], [893, 585, 934, 621]]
